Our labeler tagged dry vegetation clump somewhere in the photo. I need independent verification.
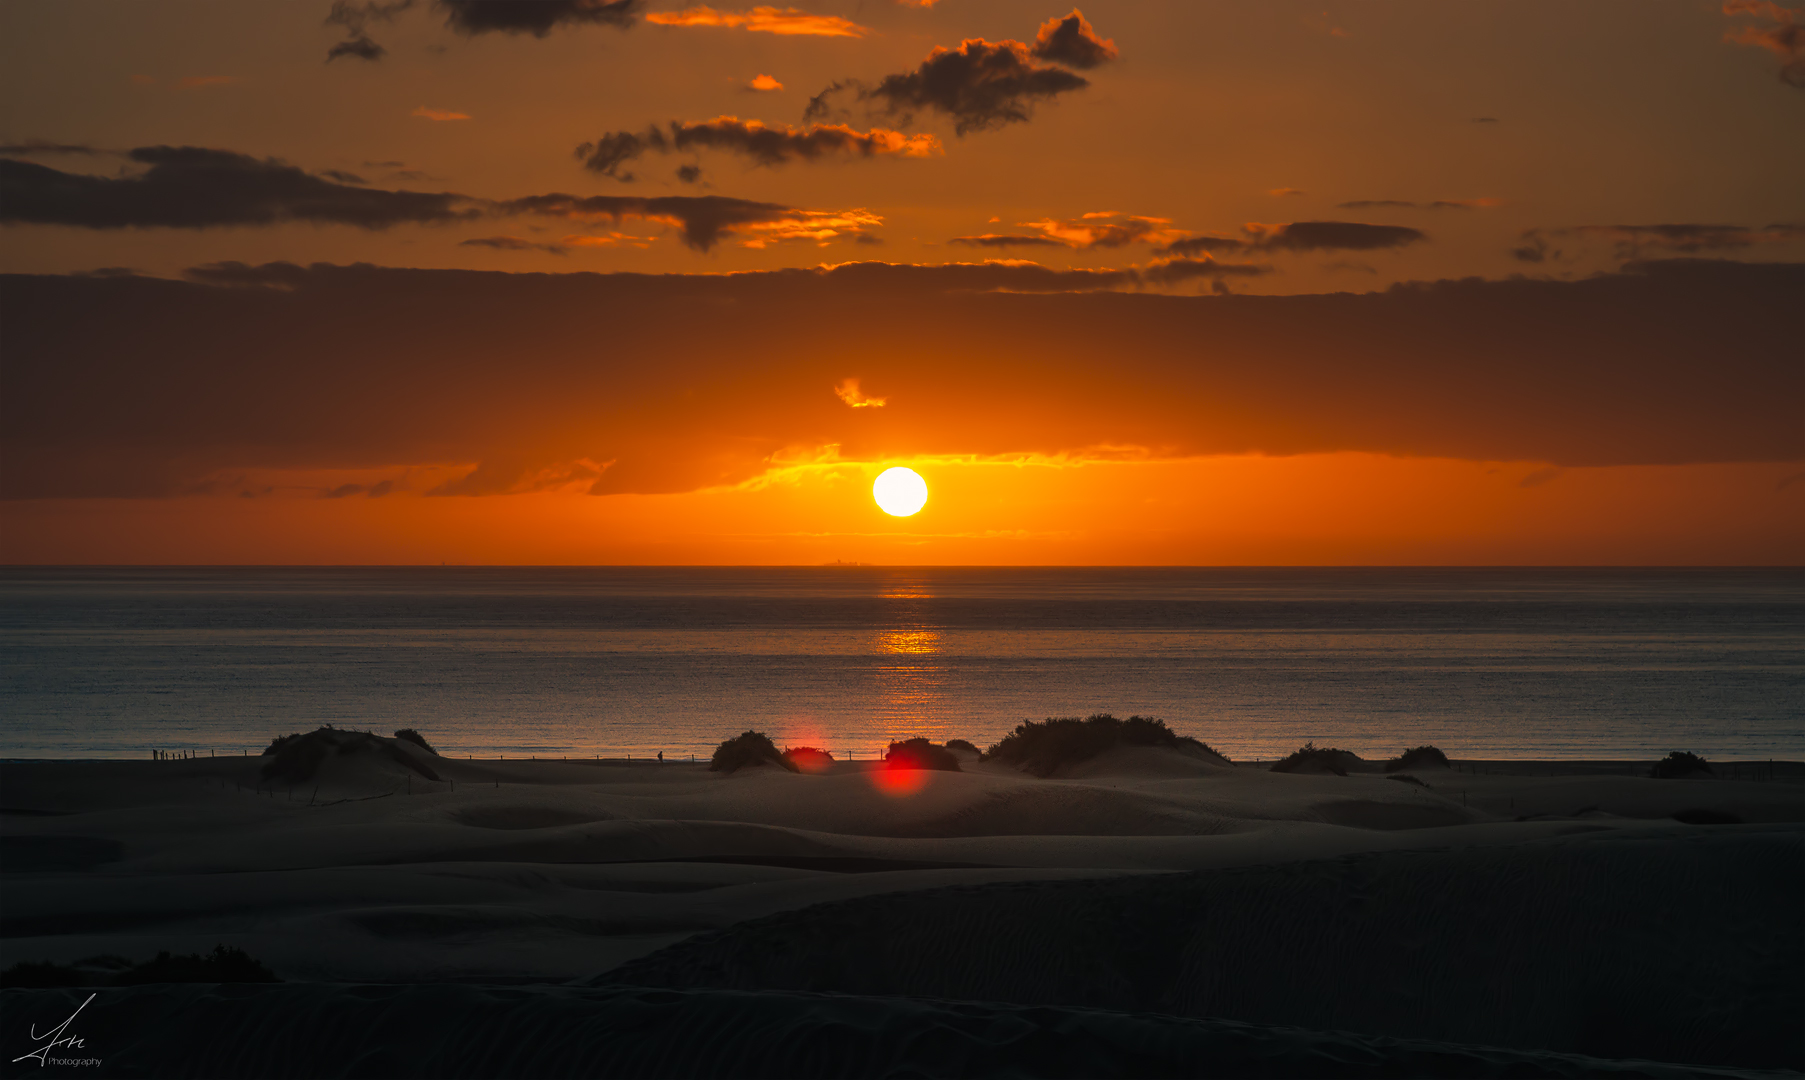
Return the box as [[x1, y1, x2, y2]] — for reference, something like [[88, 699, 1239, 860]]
[[781, 746, 834, 772], [1387, 774, 1429, 787], [944, 738, 979, 754], [884, 738, 961, 771], [260, 726, 441, 784], [394, 728, 436, 754], [1386, 745, 1450, 772], [1650, 751, 1714, 779], [2, 946, 277, 987], [1269, 741, 1365, 776], [710, 730, 796, 774], [982, 714, 1228, 777]]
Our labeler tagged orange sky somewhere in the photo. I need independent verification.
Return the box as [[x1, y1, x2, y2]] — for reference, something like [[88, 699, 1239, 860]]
[[1, 1, 1800, 564]]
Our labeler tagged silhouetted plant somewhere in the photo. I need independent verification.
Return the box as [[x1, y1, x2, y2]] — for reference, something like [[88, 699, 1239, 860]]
[[710, 730, 796, 774], [3, 946, 277, 987], [1650, 751, 1714, 779], [1269, 741, 1364, 776], [1386, 774, 1428, 787], [1673, 807, 1742, 825], [944, 739, 979, 754], [1386, 745, 1450, 772], [260, 726, 440, 784], [112, 945, 278, 985], [982, 714, 1228, 777], [781, 746, 834, 771], [884, 738, 961, 771], [394, 728, 436, 754]]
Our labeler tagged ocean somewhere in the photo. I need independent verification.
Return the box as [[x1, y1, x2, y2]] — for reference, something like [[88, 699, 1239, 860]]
[[1, 567, 1799, 762]]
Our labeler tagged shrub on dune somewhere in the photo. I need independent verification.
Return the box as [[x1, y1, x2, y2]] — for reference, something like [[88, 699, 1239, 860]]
[[1650, 751, 1714, 779], [944, 738, 979, 754], [884, 738, 961, 771], [1386, 745, 1450, 772], [2, 946, 277, 987], [394, 728, 436, 754], [781, 746, 834, 773], [260, 726, 441, 784], [711, 730, 796, 774], [1270, 741, 1365, 776], [982, 714, 1228, 777]]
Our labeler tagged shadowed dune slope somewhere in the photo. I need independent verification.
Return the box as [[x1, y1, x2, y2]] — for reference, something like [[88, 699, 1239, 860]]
[[606, 829, 1805, 1071], [0, 983, 1785, 1080]]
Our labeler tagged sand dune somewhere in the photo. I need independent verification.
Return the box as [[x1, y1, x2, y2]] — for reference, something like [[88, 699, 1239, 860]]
[[1, 983, 1786, 1080], [3, 737, 1801, 1073]]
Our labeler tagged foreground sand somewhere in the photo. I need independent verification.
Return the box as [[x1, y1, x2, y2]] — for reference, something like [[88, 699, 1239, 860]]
[[2, 743, 1801, 1077]]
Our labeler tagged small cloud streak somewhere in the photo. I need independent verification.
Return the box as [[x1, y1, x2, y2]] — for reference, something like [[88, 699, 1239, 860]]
[[503, 191, 880, 250], [413, 106, 471, 121], [1268, 187, 1305, 197], [324, 0, 413, 62], [748, 74, 783, 91], [441, 0, 640, 36], [1338, 198, 1501, 210], [646, 5, 867, 37], [1722, 0, 1805, 88], [1029, 9, 1117, 69], [1512, 222, 1805, 262], [1159, 221, 1427, 257], [577, 116, 940, 180], [834, 377, 886, 408]]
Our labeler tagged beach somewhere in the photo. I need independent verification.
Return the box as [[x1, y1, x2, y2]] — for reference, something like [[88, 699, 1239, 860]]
[[3, 738, 1800, 1077]]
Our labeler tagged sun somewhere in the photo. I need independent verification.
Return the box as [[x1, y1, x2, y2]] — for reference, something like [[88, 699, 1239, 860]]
[[873, 466, 928, 517]]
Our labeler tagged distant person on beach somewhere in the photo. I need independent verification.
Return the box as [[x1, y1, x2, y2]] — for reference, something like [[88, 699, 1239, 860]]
[[657, 751, 664, 763]]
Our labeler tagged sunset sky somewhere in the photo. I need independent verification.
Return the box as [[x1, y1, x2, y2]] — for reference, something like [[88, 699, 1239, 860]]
[[2, 0, 1800, 564]]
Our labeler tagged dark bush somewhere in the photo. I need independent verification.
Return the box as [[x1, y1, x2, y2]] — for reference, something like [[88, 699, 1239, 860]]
[[944, 739, 979, 754], [3, 947, 276, 987], [1269, 741, 1364, 776], [711, 731, 796, 774], [884, 738, 961, 771], [394, 728, 436, 754], [111, 945, 278, 985], [260, 726, 440, 784], [263, 732, 300, 756], [781, 746, 834, 772], [1387, 774, 1429, 787], [982, 714, 1228, 777], [1386, 745, 1450, 772], [1673, 807, 1742, 825], [1650, 751, 1714, 779]]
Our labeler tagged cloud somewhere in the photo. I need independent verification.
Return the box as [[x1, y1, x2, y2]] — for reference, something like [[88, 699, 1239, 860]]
[[5, 258, 1796, 499], [412, 106, 471, 121], [1722, 0, 1805, 88], [677, 164, 701, 183], [460, 235, 569, 255], [324, 0, 413, 61], [1268, 187, 1305, 197], [748, 74, 783, 91], [1158, 221, 1428, 257], [0, 141, 108, 156], [577, 117, 940, 180], [834, 377, 886, 407], [174, 76, 238, 89], [1338, 198, 1501, 210], [500, 192, 879, 250], [1029, 9, 1117, 69], [0, 143, 873, 251], [949, 234, 1065, 248], [0, 146, 479, 229], [1514, 223, 1805, 261], [1519, 466, 1564, 488], [809, 34, 1095, 135], [951, 212, 1183, 251], [645, 5, 866, 36], [439, 0, 640, 35]]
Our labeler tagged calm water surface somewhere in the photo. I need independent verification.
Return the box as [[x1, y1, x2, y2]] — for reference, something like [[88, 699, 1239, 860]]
[[1, 567, 1799, 761]]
